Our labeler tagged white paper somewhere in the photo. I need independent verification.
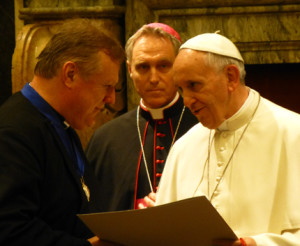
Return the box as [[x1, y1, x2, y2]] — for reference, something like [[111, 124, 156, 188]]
[[78, 196, 237, 246]]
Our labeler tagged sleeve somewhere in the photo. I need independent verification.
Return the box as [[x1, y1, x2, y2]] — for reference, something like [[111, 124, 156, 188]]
[[0, 127, 90, 246], [252, 229, 300, 246]]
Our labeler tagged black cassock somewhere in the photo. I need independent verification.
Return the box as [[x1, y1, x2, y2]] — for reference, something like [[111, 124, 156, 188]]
[[86, 96, 198, 211]]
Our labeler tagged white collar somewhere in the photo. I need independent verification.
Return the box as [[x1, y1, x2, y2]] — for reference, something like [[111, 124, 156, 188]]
[[217, 88, 259, 131], [140, 92, 180, 120]]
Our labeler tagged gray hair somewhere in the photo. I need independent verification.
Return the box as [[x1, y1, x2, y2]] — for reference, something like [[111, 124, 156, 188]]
[[125, 25, 181, 63], [204, 52, 246, 84]]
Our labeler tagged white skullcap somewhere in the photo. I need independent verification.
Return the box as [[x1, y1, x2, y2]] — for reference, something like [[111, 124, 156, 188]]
[[180, 33, 244, 62]]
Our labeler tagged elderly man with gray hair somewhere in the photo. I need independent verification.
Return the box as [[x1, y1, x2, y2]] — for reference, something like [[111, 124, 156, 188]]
[[156, 33, 300, 246]]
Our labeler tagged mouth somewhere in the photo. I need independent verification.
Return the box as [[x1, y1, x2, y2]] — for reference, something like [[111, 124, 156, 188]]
[[192, 107, 205, 115], [94, 106, 103, 113], [147, 88, 163, 92]]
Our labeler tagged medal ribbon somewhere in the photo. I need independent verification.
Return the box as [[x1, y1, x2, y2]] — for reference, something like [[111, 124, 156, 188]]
[[21, 83, 86, 182]]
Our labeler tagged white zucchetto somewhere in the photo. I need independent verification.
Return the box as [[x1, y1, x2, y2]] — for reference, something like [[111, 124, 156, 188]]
[[180, 33, 244, 63]]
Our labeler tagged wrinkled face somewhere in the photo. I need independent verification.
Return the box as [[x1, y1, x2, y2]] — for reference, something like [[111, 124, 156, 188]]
[[128, 35, 178, 108], [173, 49, 231, 129], [68, 51, 120, 130]]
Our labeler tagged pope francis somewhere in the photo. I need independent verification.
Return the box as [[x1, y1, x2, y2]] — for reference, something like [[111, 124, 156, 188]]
[[155, 33, 300, 246]]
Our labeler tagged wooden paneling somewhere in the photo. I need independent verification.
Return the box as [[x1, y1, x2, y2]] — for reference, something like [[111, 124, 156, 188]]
[[12, 0, 300, 145], [125, 0, 300, 110]]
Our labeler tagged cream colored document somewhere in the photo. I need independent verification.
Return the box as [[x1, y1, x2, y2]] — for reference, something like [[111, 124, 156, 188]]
[[78, 196, 237, 246]]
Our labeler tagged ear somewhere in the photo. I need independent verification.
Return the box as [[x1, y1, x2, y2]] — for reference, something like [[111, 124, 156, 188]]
[[225, 65, 240, 92], [62, 61, 78, 88], [126, 60, 133, 78]]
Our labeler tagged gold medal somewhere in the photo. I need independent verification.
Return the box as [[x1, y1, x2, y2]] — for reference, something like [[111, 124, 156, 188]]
[[81, 177, 90, 202]]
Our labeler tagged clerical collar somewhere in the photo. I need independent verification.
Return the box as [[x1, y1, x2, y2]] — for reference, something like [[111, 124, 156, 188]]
[[140, 92, 180, 120], [217, 88, 259, 131]]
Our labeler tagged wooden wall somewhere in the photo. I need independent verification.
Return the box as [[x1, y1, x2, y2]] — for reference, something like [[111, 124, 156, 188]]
[[125, 0, 300, 110], [12, 0, 300, 147]]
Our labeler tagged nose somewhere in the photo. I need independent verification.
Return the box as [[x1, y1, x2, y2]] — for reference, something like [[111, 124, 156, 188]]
[[149, 67, 159, 84], [104, 86, 116, 105]]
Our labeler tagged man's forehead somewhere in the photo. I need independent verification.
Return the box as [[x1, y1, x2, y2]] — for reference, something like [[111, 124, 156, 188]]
[[134, 54, 174, 62], [133, 34, 173, 49], [175, 49, 205, 64], [132, 43, 176, 63]]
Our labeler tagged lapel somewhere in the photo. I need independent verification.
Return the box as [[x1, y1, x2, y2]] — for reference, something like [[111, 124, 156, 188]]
[[44, 121, 87, 204]]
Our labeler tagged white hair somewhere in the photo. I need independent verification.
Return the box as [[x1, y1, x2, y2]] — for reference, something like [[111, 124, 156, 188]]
[[204, 52, 246, 84]]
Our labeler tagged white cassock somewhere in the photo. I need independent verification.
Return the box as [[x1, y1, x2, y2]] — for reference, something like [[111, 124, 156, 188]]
[[156, 88, 300, 245]]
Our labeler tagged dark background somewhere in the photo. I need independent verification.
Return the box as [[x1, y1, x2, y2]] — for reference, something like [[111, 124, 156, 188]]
[[246, 63, 300, 114], [0, 1, 15, 105]]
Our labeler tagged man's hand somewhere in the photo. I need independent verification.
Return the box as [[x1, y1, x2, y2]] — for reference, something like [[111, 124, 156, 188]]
[[213, 237, 256, 246], [88, 236, 122, 246], [137, 192, 156, 209]]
